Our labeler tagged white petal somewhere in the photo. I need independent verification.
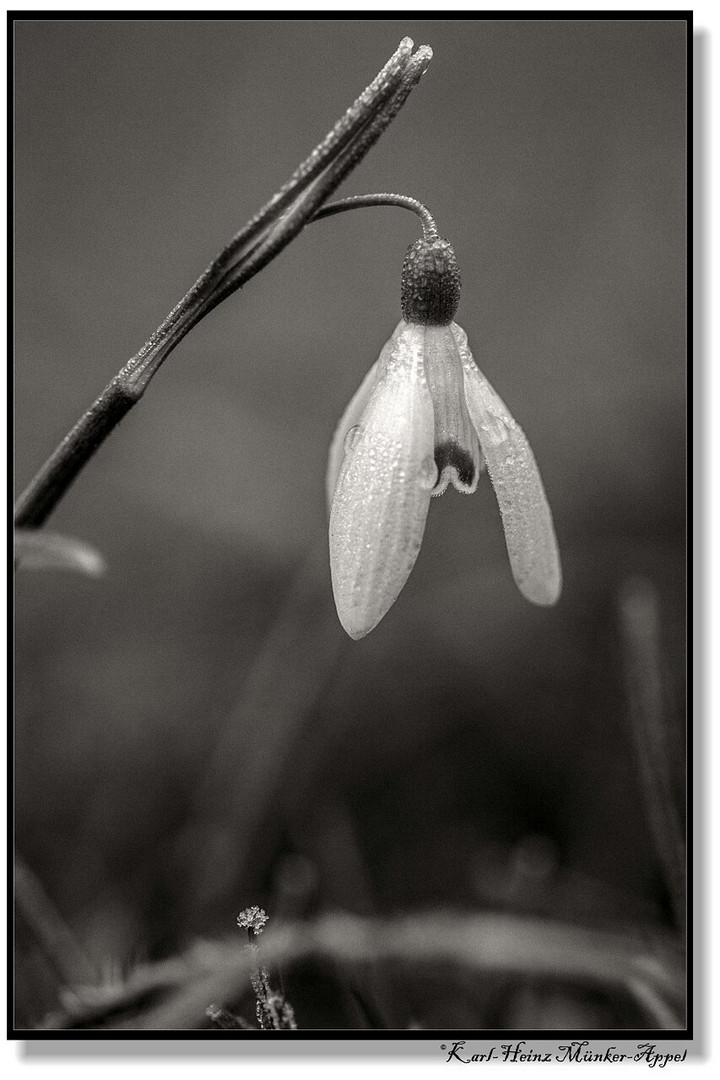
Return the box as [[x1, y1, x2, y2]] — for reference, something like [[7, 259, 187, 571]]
[[452, 323, 562, 606], [325, 360, 379, 511], [329, 323, 436, 638], [326, 324, 409, 509]]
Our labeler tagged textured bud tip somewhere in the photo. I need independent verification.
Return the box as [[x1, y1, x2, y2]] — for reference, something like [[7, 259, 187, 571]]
[[400, 237, 461, 325]]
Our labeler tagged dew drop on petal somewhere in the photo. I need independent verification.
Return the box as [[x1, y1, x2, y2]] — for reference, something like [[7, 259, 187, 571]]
[[343, 425, 363, 454], [419, 454, 439, 490]]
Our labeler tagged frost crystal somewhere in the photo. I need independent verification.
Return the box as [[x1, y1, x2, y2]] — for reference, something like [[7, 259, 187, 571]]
[[236, 906, 269, 935]]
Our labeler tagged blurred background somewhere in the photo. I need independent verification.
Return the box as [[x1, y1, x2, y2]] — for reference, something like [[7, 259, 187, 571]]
[[14, 18, 686, 1030]]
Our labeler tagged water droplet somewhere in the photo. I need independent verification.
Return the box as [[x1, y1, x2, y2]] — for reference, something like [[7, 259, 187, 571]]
[[419, 455, 438, 490], [343, 425, 362, 453]]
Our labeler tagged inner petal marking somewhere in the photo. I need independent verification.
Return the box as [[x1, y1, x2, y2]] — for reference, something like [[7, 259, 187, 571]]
[[433, 439, 477, 492]]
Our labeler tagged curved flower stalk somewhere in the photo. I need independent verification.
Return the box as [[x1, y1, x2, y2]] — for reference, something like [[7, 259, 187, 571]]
[[327, 208, 561, 639]]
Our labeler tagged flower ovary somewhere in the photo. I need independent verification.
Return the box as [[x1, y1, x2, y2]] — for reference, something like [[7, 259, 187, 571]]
[[400, 237, 460, 325]]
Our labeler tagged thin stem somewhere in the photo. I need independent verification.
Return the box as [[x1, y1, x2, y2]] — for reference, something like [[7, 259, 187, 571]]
[[313, 193, 439, 240], [236, 907, 296, 1030], [15, 40, 432, 530]]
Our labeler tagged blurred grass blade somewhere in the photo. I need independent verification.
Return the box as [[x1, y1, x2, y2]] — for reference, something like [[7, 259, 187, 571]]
[[180, 543, 343, 916], [14, 529, 106, 577], [206, 1004, 254, 1029], [619, 577, 685, 936], [37, 912, 683, 1031], [15, 854, 99, 989]]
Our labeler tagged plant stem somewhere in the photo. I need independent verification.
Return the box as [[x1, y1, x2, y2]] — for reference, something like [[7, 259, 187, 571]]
[[313, 193, 439, 240], [15, 39, 432, 530], [14, 378, 140, 528]]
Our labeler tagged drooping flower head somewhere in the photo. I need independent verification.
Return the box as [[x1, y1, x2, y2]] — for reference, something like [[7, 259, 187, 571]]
[[327, 216, 561, 639]]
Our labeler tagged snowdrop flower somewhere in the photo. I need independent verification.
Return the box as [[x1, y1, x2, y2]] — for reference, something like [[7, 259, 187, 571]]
[[327, 225, 561, 640]]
